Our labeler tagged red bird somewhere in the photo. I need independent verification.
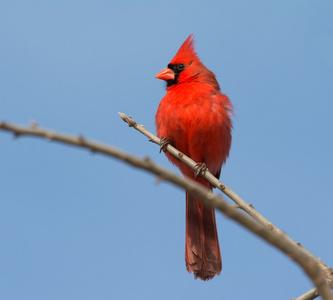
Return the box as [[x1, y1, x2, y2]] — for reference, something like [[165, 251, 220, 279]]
[[155, 35, 233, 280]]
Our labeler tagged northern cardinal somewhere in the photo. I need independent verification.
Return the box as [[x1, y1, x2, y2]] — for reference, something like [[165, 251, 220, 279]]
[[155, 35, 233, 280]]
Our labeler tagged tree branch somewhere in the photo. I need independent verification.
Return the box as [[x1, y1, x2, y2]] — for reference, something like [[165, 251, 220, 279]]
[[0, 119, 332, 299], [117, 112, 333, 299], [118, 112, 271, 227], [293, 288, 319, 300]]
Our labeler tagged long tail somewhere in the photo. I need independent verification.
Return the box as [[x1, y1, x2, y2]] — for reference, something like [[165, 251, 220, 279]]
[[185, 188, 222, 280]]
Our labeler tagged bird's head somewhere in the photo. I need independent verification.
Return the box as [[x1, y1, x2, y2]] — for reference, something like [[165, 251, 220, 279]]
[[155, 34, 219, 90]]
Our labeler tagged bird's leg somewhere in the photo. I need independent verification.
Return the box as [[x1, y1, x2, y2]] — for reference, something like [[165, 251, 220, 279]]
[[159, 137, 172, 153], [194, 162, 207, 179]]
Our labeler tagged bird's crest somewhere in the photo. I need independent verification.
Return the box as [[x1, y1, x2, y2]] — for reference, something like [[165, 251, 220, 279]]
[[170, 34, 199, 64]]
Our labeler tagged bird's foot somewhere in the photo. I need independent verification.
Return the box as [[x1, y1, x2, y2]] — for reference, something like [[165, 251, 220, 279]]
[[194, 163, 207, 179], [159, 137, 172, 153]]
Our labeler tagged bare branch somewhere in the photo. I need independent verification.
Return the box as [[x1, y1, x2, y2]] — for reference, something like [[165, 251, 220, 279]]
[[1, 119, 333, 299], [118, 112, 333, 299], [118, 112, 272, 227], [293, 288, 319, 300]]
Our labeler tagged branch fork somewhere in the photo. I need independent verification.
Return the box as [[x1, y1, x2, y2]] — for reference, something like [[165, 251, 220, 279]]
[[1, 114, 332, 300]]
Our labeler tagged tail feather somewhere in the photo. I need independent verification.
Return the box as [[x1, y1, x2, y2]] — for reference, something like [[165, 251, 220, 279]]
[[185, 190, 222, 280]]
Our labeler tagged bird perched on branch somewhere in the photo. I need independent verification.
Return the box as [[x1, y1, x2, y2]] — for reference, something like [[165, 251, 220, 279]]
[[155, 35, 233, 280]]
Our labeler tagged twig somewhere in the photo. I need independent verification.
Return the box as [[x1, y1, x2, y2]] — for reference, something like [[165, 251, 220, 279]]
[[118, 112, 271, 227], [1, 120, 333, 299], [293, 288, 319, 300], [118, 112, 333, 299]]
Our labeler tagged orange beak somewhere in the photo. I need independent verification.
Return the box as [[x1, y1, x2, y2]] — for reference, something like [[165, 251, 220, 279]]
[[155, 67, 175, 81]]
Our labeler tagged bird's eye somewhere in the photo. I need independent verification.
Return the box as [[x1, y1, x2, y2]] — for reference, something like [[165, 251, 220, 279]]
[[177, 63, 185, 71]]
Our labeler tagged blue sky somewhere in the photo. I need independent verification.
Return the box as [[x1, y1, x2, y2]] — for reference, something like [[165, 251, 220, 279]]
[[1, 1, 332, 299]]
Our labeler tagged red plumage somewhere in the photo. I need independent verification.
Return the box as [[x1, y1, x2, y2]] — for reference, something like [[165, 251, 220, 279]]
[[155, 35, 233, 280]]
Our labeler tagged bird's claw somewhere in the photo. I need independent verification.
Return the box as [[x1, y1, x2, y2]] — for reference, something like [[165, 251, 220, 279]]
[[159, 137, 172, 153], [194, 163, 207, 179]]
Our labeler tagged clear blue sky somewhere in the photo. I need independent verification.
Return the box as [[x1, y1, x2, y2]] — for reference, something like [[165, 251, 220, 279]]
[[1, 1, 332, 299]]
